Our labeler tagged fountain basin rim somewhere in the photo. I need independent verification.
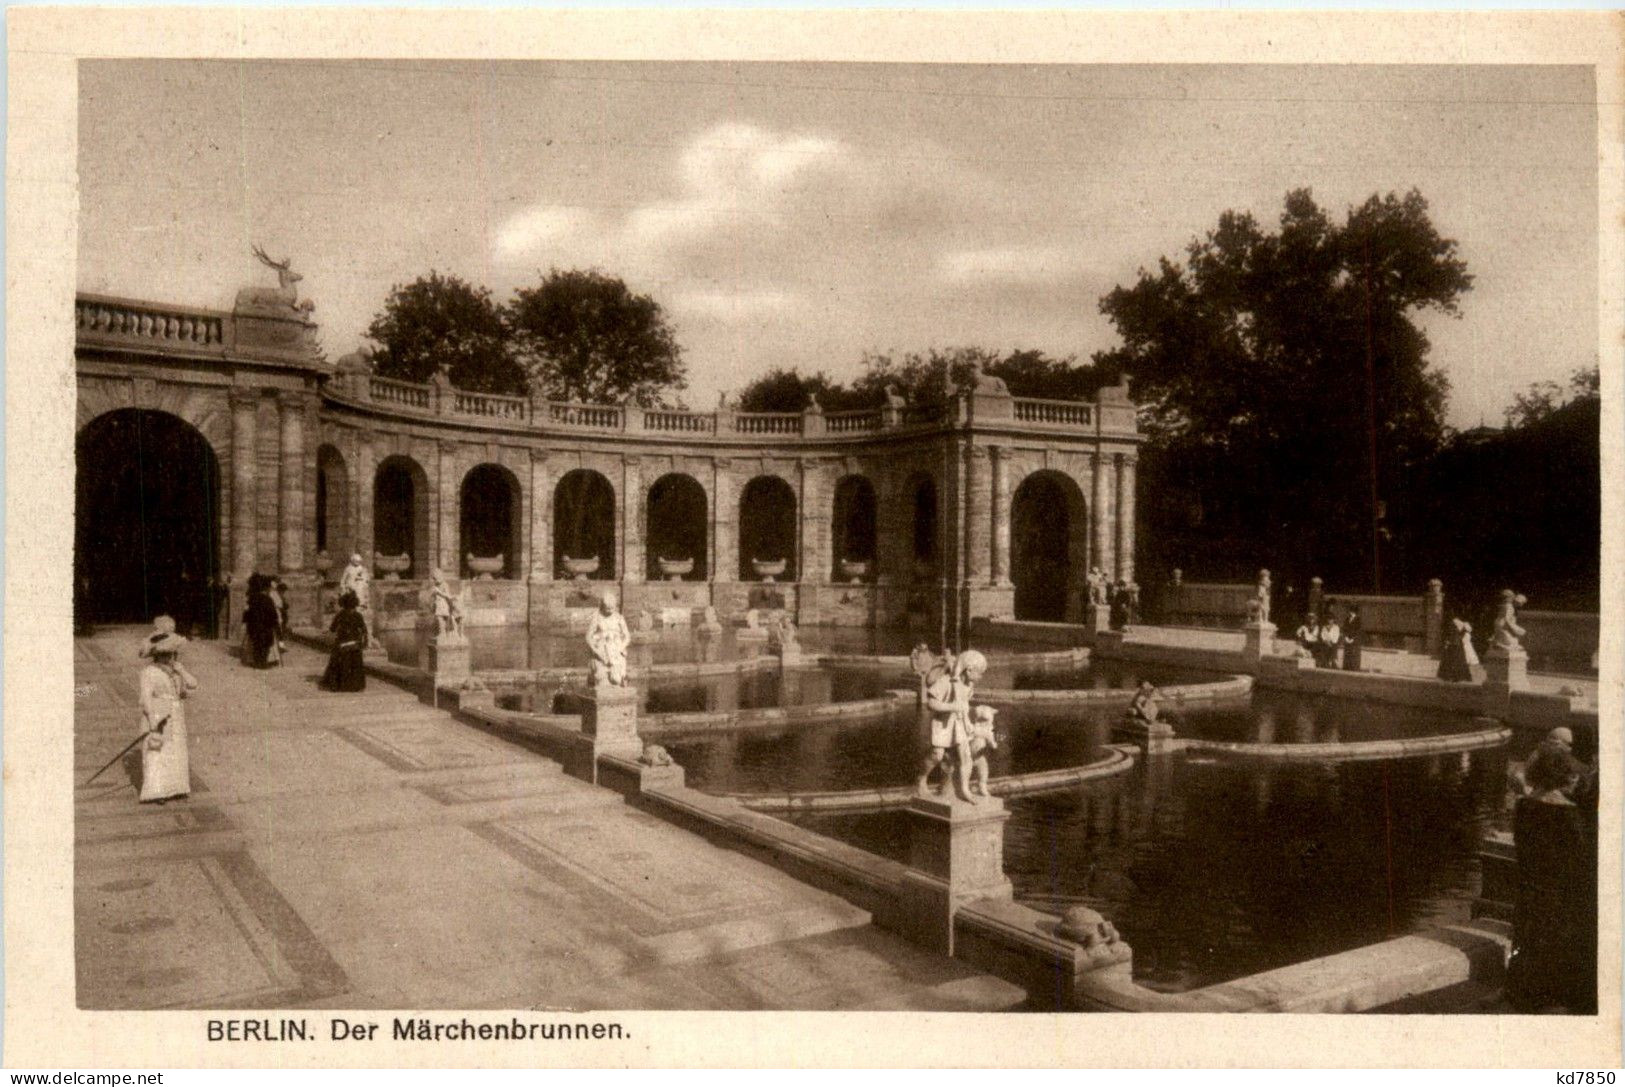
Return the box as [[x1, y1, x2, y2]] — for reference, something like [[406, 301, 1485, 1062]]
[[1177, 724, 1511, 763]]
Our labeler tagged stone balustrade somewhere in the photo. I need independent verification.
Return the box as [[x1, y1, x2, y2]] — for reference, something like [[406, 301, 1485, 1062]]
[[76, 295, 230, 354], [1013, 396, 1095, 428]]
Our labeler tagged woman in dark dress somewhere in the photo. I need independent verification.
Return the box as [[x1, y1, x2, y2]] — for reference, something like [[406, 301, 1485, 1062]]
[[1437, 616, 1474, 682], [1341, 605, 1364, 671], [243, 574, 282, 668], [1506, 746, 1597, 1013], [321, 591, 368, 692]]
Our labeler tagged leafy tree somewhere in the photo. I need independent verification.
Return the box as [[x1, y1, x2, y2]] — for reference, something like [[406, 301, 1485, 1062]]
[[365, 271, 526, 394], [733, 347, 1110, 412], [733, 367, 867, 413], [508, 269, 687, 407], [1503, 365, 1600, 428], [1095, 188, 1472, 591]]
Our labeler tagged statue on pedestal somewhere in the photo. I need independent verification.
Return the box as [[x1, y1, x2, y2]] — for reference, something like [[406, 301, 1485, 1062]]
[[586, 590, 631, 688], [1254, 568, 1273, 624], [1491, 589, 1529, 653], [339, 552, 371, 613], [429, 568, 465, 638]]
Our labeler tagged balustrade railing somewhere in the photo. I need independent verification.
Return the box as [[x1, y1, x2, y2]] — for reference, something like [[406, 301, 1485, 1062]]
[[733, 412, 802, 435], [454, 389, 527, 421], [825, 409, 882, 434], [76, 296, 226, 348], [548, 401, 623, 429], [643, 409, 716, 435], [1014, 397, 1094, 427], [369, 375, 431, 410]]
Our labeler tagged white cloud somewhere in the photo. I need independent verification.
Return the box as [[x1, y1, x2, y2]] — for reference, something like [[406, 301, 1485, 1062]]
[[494, 205, 596, 258], [937, 246, 1096, 286], [668, 286, 800, 320]]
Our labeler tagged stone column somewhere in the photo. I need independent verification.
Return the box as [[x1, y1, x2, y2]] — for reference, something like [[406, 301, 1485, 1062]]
[[528, 450, 552, 582], [1091, 452, 1115, 577], [799, 460, 827, 585], [991, 446, 1012, 588], [1115, 454, 1137, 583], [713, 458, 736, 584], [354, 436, 375, 566], [229, 388, 260, 577], [437, 440, 460, 577], [965, 446, 992, 585], [621, 455, 644, 584], [276, 391, 306, 572]]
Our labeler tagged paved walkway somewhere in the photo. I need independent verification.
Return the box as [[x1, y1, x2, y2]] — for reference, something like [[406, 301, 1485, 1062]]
[[74, 630, 1023, 1011]]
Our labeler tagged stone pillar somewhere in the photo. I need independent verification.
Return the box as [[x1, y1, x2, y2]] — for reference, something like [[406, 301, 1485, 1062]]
[[1484, 644, 1530, 692], [583, 684, 642, 759], [621, 456, 644, 584], [1115, 454, 1136, 583], [1090, 452, 1111, 578], [713, 458, 736, 585], [991, 446, 1012, 588], [354, 436, 375, 567], [229, 388, 260, 577], [276, 392, 306, 572], [528, 450, 552, 582], [437, 440, 460, 577], [965, 446, 992, 586], [897, 795, 1015, 954], [799, 460, 827, 585]]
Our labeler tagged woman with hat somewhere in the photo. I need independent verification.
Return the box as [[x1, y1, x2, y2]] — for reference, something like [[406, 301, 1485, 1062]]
[[137, 616, 197, 804], [320, 590, 369, 692], [242, 573, 282, 668]]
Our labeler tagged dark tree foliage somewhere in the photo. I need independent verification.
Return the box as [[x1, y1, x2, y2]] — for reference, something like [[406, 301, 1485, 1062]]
[[1095, 189, 1472, 593], [508, 269, 687, 408], [732, 347, 1110, 412], [365, 272, 527, 395]]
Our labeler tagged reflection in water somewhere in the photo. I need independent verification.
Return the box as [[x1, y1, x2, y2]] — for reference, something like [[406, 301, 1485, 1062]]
[[794, 748, 1507, 993]]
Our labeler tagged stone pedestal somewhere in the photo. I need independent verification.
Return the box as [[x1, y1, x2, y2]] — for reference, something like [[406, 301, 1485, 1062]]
[[895, 794, 1014, 954], [1242, 620, 1277, 665], [1112, 717, 1178, 756], [582, 683, 642, 759], [1484, 646, 1530, 692], [1089, 605, 1111, 634], [421, 631, 470, 687]]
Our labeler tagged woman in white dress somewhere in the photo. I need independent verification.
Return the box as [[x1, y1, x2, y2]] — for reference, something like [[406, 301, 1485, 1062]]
[[137, 622, 198, 804]]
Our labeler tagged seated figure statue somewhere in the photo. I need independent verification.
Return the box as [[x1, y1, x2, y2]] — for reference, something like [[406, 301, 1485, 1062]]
[[586, 590, 631, 688]]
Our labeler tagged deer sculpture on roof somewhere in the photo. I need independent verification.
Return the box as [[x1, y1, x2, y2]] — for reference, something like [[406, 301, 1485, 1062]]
[[249, 244, 315, 313]]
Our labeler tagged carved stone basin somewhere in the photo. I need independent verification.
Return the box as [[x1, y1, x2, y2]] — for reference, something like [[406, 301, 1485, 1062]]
[[374, 552, 410, 580], [752, 557, 788, 583], [467, 553, 504, 580], [562, 555, 600, 582], [839, 559, 870, 584], [657, 556, 694, 581]]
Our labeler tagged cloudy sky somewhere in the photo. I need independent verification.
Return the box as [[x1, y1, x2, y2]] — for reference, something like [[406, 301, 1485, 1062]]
[[78, 61, 1598, 426]]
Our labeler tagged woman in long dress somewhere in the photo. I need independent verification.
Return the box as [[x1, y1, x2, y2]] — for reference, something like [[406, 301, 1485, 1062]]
[[1507, 746, 1597, 1012], [243, 573, 281, 668], [1437, 616, 1475, 682], [1341, 605, 1364, 671], [320, 590, 368, 692], [137, 627, 197, 804]]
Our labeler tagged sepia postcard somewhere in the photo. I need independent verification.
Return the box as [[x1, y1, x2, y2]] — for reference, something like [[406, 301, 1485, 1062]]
[[5, 7, 1622, 1070]]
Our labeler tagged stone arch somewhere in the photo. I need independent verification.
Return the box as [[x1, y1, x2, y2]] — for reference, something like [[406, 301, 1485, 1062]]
[[905, 470, 940, 580], [831, 474, 878, 582], [554, 468, 617, 580], [646, 472, 708, 581], [76, 376, 231, 464], [75, 408, 223, 633], [1010, 468, 1088, 621], [374, 454, 431, 578], [460, 462, 523, 579], [739, 475, 798, 582], [316, 443, 352, 563]]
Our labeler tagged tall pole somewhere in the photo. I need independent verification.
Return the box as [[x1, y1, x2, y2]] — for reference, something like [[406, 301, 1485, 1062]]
[[1363, 241, 1383, 593]]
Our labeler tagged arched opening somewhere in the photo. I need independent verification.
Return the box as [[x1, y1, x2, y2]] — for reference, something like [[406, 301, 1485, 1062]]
[[315, 444, 351, 561], [75, 409, 222, 634], [460, 463, 522, 579], [831, 475, 877, 581], [910, 474, 938, 580], [738, 476, 797, 582], [374, 456, 430, 578], [646, 473, 708, 581], [1011, 470, 1085, 621], [554, 469, 616, 579]]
